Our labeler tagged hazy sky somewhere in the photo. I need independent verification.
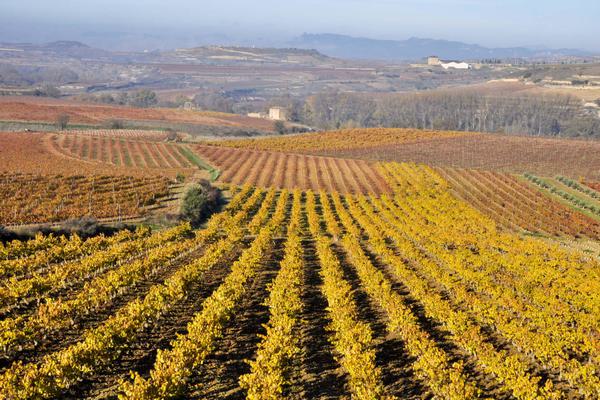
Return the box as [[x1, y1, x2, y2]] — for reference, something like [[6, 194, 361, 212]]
[[1, 0, 599, 50]]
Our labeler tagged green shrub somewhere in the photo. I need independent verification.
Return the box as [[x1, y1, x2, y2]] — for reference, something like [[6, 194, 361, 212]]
[[180, 180, 221, 227]]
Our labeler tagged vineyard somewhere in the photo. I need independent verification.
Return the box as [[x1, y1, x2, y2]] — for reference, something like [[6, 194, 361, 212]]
[[1, 164, 599, 399], [0, 132, 127, 176], [238, 130, 600, 181], [0, 173, 172, 225], [208, 127, 475, 152], [436, 167, 600, 239], [50, 134, 196, 169], [193, 144, 391, 194], [524, 174, 600, 219], [64, 129, 172, 141], [0, 96, 276, 131], [585, 181, 600, 192]]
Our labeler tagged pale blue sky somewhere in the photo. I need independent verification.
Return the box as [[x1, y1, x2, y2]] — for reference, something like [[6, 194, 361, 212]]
[[1, 0, 599, 50]]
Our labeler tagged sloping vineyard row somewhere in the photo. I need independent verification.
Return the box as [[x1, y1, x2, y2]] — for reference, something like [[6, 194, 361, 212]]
[[50, 134, 195, 170], [0, 228, 142, 279], [557, 176, 600, 200], [525, 173, 600, 218], [0, 185, 275, 398], [435, 167, 600, 239], [0, 233, 81, 261], [239, 190, 305, 399], [193, 144, 391, 194], [377, 163, 600, 397], [340, 193, 560, 399]]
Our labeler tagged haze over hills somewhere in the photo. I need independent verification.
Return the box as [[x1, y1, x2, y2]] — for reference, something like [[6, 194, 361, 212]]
[[290, 33, 595, 61], [2, 32, 597, 63]]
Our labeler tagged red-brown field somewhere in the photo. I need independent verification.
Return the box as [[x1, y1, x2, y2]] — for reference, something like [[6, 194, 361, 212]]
[[0, 96, 275, 131], [584, 181, 600, 192], [193, 145, 391, 194], [0, 132, 192, 179], [311, 133, 600, 180], [66, 129, 171, 141], [50, 134, 196, 170], [436, 167, 600, 239]]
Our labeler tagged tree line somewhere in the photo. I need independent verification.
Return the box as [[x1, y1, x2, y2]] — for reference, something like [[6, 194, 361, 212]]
[[301, 90, 600, 138]]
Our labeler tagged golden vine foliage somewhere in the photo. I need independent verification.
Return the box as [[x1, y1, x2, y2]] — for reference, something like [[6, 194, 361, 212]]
[[0, 173, 171, 224], [117, 191, 290, 399], [1, 162, 598, 400], [375, 162, 600, 398], [306, 190, 387, 399], [209, 128, 474, 152], [239, 189, 304, 399]]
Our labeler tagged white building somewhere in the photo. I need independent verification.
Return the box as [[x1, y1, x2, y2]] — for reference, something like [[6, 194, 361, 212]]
[[268, 107, 288, 121], [247, 112, 267, 119], [440, 61, 471, 70]]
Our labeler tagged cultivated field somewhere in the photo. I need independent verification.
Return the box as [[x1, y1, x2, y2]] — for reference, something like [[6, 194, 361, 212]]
[[0, 132, 191, 225], [51, 134, 196, 169], [65, 129, 172, 141], [0, 132, 126, 176], [305, 131, 600, 181], [436, 167, 600, 239], [209, 128, 600, 180], [585, 181, 600, 192], [0, 166, 599, 399], [0, 173, 171, 225], [194, 144, 391, 194], [211, 127, 475, 152], [0, 96, 276, 131], [0, 132, 200, 180]]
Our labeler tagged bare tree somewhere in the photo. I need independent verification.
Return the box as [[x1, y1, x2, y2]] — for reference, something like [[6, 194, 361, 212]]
[[300, 88, 594, 137]]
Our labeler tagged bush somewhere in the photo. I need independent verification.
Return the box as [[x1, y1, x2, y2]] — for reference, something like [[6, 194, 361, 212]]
[[180, 180, 221, 227], [34, 84, 61, 98], [129, 89, 158, 108], [56, 114, 70, 130], [571, 79, 589, 86], [62, 217, 100, 237], [105, 119, 125, 129], [176, 173, 186, 183], [165, 129, 181, 142], [274, 120, 287, 134], [0, 225, 8, 241]]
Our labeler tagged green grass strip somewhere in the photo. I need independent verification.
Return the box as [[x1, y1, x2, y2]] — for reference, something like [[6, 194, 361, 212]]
[[177, 145, 221, 181]]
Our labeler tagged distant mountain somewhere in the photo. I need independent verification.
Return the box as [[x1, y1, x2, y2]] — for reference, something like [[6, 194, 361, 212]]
[[290, 33, 594, 61], [0, 41, 117, 60], [164, 46, 334, 65], [0, 40, 337, 67]]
